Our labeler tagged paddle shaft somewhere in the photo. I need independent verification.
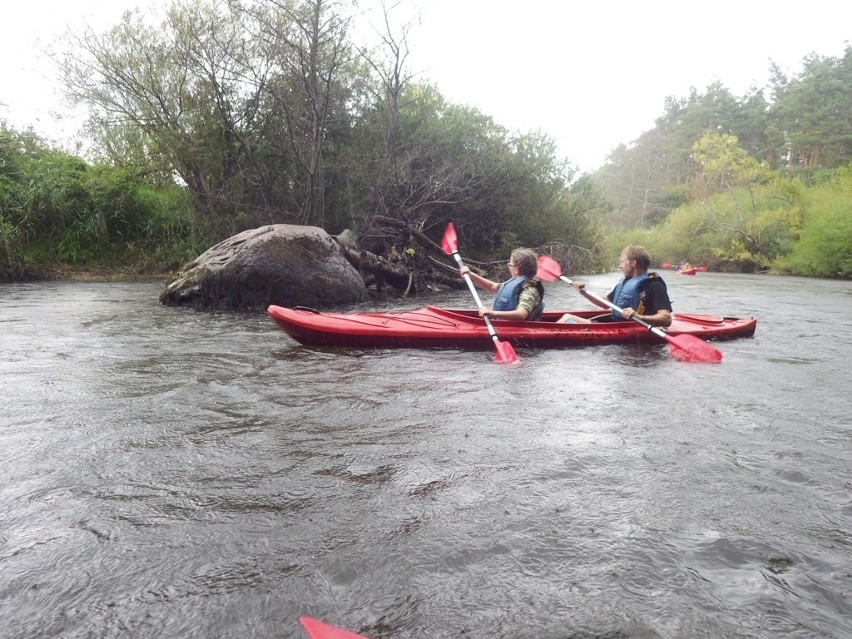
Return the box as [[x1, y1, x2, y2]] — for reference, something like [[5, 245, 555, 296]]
[[451, 252, 509, 345]]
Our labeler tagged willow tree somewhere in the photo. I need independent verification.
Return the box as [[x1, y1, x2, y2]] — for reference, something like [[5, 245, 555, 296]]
[[235, 0, 359, 227], [355, 0, 416, 224], [691, 132, 800, 265], [61, 1, 269, 238]]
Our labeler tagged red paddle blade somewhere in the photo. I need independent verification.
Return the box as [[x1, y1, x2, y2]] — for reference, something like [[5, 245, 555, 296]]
[[665, 334, 723, 363], [440, 222, 458, 255], [299, 617, 369, 639], [494, 338, 519, 364], [536, 255, 561, 281]]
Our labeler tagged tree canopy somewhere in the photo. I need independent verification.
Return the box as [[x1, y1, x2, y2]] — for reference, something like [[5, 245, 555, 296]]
[[51, 0, 605, 274], [2, 3, 849, 282], [592, 46, 852, 278], [596, 48, 852, 224]]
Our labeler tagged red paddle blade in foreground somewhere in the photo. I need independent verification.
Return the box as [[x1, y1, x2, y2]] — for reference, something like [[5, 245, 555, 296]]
[[300, 616, 370, 639]]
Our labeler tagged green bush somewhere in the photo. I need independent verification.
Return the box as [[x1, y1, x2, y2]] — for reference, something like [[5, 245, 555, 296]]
[[1, 121, 205, 277], [778, 179, 852, 277], [0, 216, 25, 280]]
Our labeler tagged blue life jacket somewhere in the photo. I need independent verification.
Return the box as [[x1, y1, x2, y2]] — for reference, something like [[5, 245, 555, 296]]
[[493, 276, 544, 320], [610, 273, 649, 319]]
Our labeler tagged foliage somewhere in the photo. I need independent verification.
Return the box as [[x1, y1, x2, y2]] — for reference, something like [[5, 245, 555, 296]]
[[691, 133, 774, 193], [61, 0, 369, 236], [621, 162, 850, 278], [0, 121, 199, 280], [6, 2, 845, 282], [0, 215, 25, 280], [593, 75, 852, 278], [767, 48, 852, 170], [595, 46, 852, 237], [685, 133, 802, 266], [52, 0, 606, 273], [777, 165, 852, 278], [593, 82, 772, 229]]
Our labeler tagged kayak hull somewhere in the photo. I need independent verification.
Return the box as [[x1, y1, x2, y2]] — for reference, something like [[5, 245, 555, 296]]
[[267, 305, 757, 350]]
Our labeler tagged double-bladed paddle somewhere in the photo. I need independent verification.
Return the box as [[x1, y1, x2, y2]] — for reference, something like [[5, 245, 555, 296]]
[[536, 255, 722, 363], [441, 223, 519, 364], [300, 616, 369, 639]]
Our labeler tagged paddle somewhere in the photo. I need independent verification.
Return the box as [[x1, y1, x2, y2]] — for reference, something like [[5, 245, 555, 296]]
[[536, 255, 723, 363], [300, 616, 369, 639], [440, 222, 519, 364]]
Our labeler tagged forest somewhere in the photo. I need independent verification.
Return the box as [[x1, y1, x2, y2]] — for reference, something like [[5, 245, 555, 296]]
[[1, 0, 850, 285]]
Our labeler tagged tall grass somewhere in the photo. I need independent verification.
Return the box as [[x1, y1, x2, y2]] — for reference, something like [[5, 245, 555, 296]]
[[1, 123, 202, 281]]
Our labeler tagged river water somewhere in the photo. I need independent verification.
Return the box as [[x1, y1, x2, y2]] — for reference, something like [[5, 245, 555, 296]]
[[1, 272, 851, 639]]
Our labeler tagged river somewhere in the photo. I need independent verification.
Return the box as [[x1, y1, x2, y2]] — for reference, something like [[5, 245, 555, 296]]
[[1, 272, 850, 638]]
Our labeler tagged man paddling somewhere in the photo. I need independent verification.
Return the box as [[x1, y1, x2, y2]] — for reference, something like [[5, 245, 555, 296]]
[[557, 245, 672, 326], [459, 248, 544, 321]]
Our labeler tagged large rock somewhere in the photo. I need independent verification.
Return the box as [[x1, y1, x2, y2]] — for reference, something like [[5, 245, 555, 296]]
[[160, 224, 368, 309]]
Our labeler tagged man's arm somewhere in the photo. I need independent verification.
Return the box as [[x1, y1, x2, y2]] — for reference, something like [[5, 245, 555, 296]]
[[573, 282, 612, 311], [621, 307, 672, 327], [621, 280, 672, 326]]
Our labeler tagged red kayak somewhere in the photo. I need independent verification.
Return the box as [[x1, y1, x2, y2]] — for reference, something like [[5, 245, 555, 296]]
[[677, 267, 698, 275], [268, 305, 756, 350]]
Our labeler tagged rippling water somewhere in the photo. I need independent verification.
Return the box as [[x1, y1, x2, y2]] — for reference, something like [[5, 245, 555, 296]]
[[1, 273, 851, 638]]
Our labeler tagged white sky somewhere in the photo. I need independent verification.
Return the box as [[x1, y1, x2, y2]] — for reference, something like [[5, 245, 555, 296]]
[[2, 0, 850, 172]]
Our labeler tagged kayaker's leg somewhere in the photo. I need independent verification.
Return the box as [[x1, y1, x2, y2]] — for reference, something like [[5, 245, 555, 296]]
[[556, 313, 592, 324]]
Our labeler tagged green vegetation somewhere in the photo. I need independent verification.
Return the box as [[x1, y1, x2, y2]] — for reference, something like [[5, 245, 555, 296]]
[[3, 0, 607, 282], [603, 134, 851, 277], [0, 125, 201, 279], [777, 167, 852, 278], [593, 47, 852, 278], [1, 1, 849, 282]]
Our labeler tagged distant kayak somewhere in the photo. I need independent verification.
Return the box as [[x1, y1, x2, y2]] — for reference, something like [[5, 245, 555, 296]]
[[677, 267, 698, 275], [268, 305, 757, 350]]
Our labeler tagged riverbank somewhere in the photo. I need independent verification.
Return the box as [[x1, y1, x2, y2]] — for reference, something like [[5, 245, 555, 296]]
[[3, 263, 174, 284]]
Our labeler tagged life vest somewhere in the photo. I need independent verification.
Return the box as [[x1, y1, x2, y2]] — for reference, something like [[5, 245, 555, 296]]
[[610, 273, 649, 319], [493, 276, 545, 320]]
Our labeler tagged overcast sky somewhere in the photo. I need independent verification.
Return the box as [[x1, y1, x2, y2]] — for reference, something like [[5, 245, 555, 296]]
[[2, 0, 850, 172]]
